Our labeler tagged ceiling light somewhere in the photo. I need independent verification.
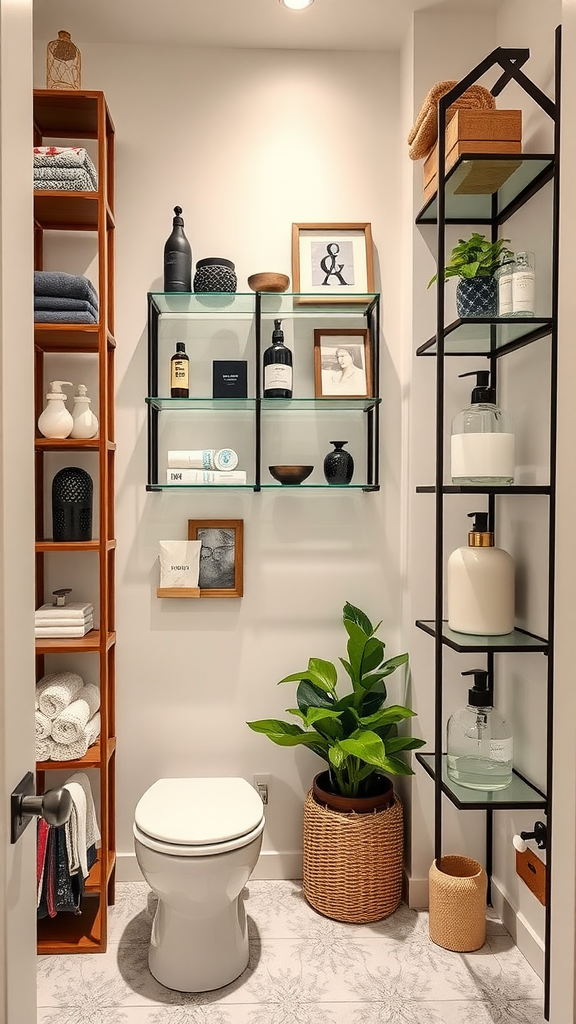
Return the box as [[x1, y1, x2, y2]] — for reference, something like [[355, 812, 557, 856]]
[[280, 0, 315, 9]]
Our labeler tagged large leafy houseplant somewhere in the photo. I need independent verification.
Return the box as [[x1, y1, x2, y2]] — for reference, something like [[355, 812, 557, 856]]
[[427, 232, 512, 287], [247, 602, 424, 799]]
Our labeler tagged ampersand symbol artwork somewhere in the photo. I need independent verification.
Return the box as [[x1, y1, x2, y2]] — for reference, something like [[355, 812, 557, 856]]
[[320, 242, 348, 287]]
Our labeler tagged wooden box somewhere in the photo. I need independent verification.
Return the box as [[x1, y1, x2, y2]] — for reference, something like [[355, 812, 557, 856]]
[[423, 109, 522, 202]]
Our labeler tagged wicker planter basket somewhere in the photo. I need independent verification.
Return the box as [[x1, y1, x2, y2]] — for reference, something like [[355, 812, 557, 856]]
[[302, 787, 404, 923], [429, 855, 487, 951]]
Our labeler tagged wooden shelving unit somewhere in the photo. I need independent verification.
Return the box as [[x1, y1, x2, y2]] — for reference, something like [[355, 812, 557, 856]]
[[33, 90, 116, 955]]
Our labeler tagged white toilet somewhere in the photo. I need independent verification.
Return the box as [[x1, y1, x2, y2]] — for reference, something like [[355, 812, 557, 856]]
[[133, 776, 265, 992]]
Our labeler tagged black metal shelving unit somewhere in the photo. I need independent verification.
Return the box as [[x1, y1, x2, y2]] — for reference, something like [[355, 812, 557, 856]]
[[146, 291, 381, 492], [414, 33, 560, 1020]]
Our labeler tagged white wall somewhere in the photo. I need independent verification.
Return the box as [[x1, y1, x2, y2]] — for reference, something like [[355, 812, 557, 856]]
[[33, 42, 404, 877]]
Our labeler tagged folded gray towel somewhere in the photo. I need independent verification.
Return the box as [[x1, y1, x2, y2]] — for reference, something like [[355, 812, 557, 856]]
[[34, 310, 98, 324], [34, 272, 98, 306], [34, 297, 98, 317], [34, 167, 97, 187], [33, 146, 98, 189], [34, 169, 95, 192]]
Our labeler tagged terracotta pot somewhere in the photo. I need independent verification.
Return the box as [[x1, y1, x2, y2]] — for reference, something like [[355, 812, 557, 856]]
[[312, 770, 394, 814]]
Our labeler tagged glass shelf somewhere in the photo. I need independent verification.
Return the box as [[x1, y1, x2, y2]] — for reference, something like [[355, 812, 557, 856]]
[[146, 397, 256, 411], [415, 620, 548, 653], [146, 484, 255, 492], [416, 754, 547, 810], [261, 398, 380, 412], [416, 485, 551, 495], [260, 483, 378, 490], [415, 154, 554, 225], [149, 292, 255, 316], [416, 317, 552, 357], [148, 292, 379, 318], [260, 293, 379, 317]]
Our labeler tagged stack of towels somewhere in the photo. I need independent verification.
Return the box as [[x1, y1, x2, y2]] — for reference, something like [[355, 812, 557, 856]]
[[35, 599, 94, 638], [33, 146, 98, 192], [37, 771, 101, 919], [35, 672, 101, 762], [34, 270, 99, 325]]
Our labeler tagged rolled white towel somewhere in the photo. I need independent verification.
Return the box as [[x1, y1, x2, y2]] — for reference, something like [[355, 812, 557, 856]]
[[35, 710, 51, 740], [48, 712, 101, 762], [35, 738, 51, 762], [50, 684, 100, 745], [36, 672, 84, 720]]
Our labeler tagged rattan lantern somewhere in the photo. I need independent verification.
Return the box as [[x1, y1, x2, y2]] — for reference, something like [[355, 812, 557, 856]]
[[46, 31, 81, 91]]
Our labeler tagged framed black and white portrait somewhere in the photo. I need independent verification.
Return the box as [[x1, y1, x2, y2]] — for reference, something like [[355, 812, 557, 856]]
[[187, 519, 244, 598], [314, 329, 372, 398], [292, 223, 374, 303]]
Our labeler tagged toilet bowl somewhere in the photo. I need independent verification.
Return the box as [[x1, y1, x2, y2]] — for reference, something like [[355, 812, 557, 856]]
[[133, 776, 265, 992]]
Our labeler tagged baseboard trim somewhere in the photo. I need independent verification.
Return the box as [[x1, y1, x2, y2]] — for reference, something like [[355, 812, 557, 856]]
[[404, 872, 430, 909], [115, 850, 302, 884], [490, 877, 544, 980]]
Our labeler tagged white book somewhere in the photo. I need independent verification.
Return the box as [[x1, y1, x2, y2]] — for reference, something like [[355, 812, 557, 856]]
[[166, 469, 247, 485], [35, 602, 94, 620]]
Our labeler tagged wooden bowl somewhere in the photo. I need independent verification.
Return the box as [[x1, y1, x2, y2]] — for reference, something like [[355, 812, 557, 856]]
[[269, 465, 313, 485], [248, 272, 290, 293]]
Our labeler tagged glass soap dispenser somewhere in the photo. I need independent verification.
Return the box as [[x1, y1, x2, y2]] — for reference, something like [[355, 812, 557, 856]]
[[451, 370, 515, 485], [447, 668, 513, 791]]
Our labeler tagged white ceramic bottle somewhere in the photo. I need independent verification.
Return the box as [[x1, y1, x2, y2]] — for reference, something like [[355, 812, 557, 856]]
[[70, 384, 99, 439], [447, 669, 513, 790], [37, 380, 73, 439], [447, 512, 515, 636], [512, 251, 535, 316], [451, 370, 514, 486]]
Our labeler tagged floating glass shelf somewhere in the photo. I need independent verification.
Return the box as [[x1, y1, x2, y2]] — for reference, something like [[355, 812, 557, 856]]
[[416, 317, 552, 357], [416, 484, 551, 495], [415, 153, 554, 224], [260, 483, 378, 490], [146, 483, 255, 492], [146, 397, 256, 412], [149, 292, 255, 316], [416, 753, 547, 810], [149, 292, 379, 318], [261, 397, 380, 412], [415, 620, 548, 653]]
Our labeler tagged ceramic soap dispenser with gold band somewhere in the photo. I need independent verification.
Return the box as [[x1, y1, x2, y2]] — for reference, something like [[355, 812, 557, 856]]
[[447, 511, 515, 636]]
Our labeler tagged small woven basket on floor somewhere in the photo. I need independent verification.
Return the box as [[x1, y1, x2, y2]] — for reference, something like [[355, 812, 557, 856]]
[[302, 789, 403, 923], [429, 855, 487, 951]]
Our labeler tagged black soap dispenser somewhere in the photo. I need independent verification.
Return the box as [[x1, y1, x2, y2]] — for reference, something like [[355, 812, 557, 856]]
[[163, 206, 192, 292], [263, 319, 293, 398]]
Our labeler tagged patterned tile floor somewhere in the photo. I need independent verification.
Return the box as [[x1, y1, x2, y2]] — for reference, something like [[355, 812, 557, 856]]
[[37, 880, 545, 1023]]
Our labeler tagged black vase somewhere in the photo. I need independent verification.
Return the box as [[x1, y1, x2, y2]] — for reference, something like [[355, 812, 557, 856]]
[[323, 441, 354, 485], [52, 467, 93, 541]]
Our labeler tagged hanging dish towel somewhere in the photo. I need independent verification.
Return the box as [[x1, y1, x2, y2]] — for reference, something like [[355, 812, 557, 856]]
[[408, 80, 496, 160], [51, 683, 100, 745], [67, 771, 101, 852], [63, 781, 88, 879], [37, 819, 50, 909], [36, 672, 84, 718]]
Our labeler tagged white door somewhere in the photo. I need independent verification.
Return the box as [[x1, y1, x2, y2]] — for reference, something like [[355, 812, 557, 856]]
[[0, 0, 38, 1021]]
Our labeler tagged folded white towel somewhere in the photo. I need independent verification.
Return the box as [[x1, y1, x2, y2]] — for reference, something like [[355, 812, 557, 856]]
[[37, 672, 84, 719], [35, 738, 51, 761], [35, 617, 93, 628], [35, 618, 93, 639], [47, 712, 100, 762], [66, 771, 101, 852], [35, 602, 94, 620], [64, 781, 88, 878], [51, 684, 100, 745], [35, 710, 51, 740]]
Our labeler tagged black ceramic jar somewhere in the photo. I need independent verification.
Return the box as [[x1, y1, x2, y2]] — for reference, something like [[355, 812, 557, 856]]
[[323, 441, 354, 485], [193, 257, 237, 293], [52, 466, 93, 541]]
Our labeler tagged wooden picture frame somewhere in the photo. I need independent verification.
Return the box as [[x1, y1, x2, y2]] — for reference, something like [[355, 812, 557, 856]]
[[314, 328, 372, 398], [292, 222, 375, 303], [187, 519, 243, 598]]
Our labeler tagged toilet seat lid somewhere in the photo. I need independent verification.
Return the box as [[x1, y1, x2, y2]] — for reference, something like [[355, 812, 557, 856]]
[[134, 777, 265, 846]]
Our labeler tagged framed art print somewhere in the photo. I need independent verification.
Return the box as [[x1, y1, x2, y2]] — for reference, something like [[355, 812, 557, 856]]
[[187, 519, 244, 598], [314, 329, 372, 398], [292, 223, 374, 302]]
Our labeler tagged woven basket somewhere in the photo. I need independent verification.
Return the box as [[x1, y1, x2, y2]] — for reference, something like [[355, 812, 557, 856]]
[[429, 856, 487, 951], [302, 788, 403, 923]]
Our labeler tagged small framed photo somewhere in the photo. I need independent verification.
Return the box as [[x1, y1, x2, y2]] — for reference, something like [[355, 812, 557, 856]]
[[314, 329, 372, 398], [187, 519, 243, 598], [292, 223, 374, 302]]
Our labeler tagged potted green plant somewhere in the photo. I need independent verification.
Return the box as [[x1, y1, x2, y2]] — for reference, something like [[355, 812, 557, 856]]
[[247, 601, 425, 923], [428, 232, 512, 318]]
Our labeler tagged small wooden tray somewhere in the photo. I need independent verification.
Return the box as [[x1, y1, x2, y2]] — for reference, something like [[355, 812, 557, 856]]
[[156, 587, 201, 599]]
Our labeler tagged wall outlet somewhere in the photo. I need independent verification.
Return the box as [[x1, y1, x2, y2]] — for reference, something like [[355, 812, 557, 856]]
[[253, 774, 270, 804]]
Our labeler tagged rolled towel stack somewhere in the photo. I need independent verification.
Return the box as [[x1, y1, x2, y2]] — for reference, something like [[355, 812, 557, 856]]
[[33, 146, 98, 192], [35, 672, 101, 762], [34, 271, 99, 325], [35, 599, 94, 638]]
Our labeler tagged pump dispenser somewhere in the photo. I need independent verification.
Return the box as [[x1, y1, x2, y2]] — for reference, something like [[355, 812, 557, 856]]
[[447, 511, 515, 635], [451, 370, 514, 485], [38, 381, 73, 439], [263, 318, 293, 398], [447, 669, 513, 790], [70, 384, 99, 439], [164, 206, 192, 292]]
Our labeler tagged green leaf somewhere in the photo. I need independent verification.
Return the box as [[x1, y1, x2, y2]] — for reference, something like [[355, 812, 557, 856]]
[[460, 262, 480, 279], [328, 744, 347, 770], [308, 658, 338, 691], [343, 602, 373, 636], [279, 669, 334, 695], [296, 680, 335, 714], [333, 693, 355, 711], [385, 736, 426, 753], [247, 719, 328, 751], [339, 657, 353, 682], [338, 731, 389, 769], [359, 704, 416, 728], [304, 707, 341, 727], [360, 637, 385, 677], [361, 688, 388, 715], [379, 755, 415, 777]]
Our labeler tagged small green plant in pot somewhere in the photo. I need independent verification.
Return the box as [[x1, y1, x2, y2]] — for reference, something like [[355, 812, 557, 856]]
[[247, 601, 424, 804], [428, 232, 512, 318]]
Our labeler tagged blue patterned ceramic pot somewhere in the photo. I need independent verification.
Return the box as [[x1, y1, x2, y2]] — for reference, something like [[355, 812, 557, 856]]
[[456, 277, 498, 318]]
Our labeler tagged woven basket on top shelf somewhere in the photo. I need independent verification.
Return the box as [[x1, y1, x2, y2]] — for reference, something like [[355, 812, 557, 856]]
[[429, 855, 487, 952], [302, 788, 404, 923]]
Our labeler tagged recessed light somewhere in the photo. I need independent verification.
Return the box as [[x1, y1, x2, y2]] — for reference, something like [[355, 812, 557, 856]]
[[280, 0, 315, 9]]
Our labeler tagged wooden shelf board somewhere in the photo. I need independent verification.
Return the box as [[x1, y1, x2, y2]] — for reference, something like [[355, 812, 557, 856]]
[[157, 587, 201, 598], [33, 90, 103, 137], [34, 191, 101, 230], [35, 437, 101, 451], [37, 738, 102, 771], [36, 629, 102, 653], [34, 323, 100, 352], [36, 539, 100, 551], [37, 896, 103, 954]]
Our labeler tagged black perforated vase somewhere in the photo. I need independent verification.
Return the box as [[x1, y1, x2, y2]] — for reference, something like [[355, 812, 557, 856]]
[[52, 467, 93, 541]]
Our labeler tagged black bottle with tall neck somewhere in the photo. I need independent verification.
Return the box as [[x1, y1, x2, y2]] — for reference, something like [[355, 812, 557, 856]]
[[164, 206, 192, 292], [263, 319, 293, 398]]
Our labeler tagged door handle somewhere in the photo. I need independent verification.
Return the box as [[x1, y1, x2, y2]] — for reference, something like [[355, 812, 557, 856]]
[[11, 771, 72, 843]]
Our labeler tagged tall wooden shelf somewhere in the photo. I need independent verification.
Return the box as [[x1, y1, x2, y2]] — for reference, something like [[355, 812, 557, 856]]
[[33, 90, 116, 955]]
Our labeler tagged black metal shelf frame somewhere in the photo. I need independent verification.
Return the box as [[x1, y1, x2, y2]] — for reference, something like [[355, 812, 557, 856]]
[[414, 34, 560, 1019], [146, 292, 381, 492]]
